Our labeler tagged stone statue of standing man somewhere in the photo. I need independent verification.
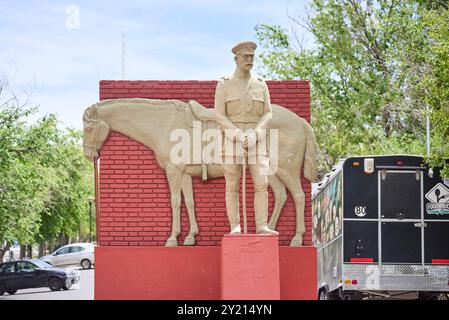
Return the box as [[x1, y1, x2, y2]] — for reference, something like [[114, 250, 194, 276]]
[[214, 41, 278, 236]]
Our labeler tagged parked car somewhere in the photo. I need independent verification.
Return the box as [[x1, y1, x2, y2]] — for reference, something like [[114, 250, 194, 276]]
[[40, 243, 95, 269], [0, 259, 80, 295]]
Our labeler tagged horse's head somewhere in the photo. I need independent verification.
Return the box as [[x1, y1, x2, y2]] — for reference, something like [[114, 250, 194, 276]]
[[82, 105, 110, 161]]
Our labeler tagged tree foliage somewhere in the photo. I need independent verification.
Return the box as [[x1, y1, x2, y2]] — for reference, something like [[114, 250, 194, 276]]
[[0, 77, 93, 258], [255, 0, 449, 177]]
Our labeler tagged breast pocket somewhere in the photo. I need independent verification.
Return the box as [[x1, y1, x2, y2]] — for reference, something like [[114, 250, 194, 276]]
[[250, 87, 265, 115], [252, 97, 265, 116], [225, 97, 241, 116]]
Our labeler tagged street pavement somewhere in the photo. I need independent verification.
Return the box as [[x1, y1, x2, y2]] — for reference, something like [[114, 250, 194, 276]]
[[0, 268, 94, 300], [1, 267, 446, 300]]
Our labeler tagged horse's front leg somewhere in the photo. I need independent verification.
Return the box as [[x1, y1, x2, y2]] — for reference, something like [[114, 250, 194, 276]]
[[181, 174, 198, 246], [165, 166, 183, 247]]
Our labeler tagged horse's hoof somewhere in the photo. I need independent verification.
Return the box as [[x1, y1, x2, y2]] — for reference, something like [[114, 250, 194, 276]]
[[268, 221, 276, 230], [183, 236, 196, 246], [165, 238, 178, 247], [290, 235, 303, 247]]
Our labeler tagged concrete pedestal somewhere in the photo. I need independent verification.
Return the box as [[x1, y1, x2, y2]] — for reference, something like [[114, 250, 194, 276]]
[[221, 234, 280, 300]]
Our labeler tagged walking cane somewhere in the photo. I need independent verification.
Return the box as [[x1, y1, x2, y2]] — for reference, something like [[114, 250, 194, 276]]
[[242, 148, 248, 234]]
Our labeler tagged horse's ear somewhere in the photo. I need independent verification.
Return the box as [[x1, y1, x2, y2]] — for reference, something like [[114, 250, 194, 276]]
[[83, 105, 98, 122]]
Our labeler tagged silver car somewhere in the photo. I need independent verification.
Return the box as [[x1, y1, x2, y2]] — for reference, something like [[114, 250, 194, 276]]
[[40, 243, 95, 270]]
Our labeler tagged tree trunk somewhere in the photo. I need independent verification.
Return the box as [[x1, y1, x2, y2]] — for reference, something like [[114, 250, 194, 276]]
[[20, 244, 26, 259], [57, 234, 64, 249], [38, 242, 45, 257], [0, 245, 10, 262]]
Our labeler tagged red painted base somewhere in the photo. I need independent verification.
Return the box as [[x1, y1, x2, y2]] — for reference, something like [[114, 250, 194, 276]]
[[94, 246, 221, 300], [221, 234, 280, 300], [94, 245, 317, 300], [279, 246, 317, 300]]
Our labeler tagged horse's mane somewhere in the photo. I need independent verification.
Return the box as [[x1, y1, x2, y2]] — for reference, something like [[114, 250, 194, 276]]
[[88, 98, 312, 129], [93, 98, 187, 112]]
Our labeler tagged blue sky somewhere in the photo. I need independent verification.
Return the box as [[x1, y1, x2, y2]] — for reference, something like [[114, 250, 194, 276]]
[[1, 0, 311, 129]]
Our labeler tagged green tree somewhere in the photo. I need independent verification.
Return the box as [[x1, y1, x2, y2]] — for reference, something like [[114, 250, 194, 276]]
[[37, 127, 94, 247], [255, 0, 448, 176], [419, 7, 449, 176], [0, 77, 94, 260], [0, 78, 44, 258]]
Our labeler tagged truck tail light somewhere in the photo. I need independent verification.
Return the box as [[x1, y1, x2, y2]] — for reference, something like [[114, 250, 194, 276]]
[[350, 258, 374, 263], [432, 259, 449, 264], [364, 158, 374, 174]]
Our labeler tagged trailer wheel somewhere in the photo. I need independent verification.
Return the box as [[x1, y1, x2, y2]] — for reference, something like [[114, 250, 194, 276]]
[[342, 291, 364, 300], [328, 289, 342, 300], [318, 288, 329, 300], [418, 292, 448, 300], [439, 293, 449, 300]]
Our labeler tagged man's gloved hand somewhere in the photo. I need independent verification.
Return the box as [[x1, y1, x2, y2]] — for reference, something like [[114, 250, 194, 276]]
[[235, 129, 246, 145], [245, 130, 258, 149], [233, 128, 263, 149]]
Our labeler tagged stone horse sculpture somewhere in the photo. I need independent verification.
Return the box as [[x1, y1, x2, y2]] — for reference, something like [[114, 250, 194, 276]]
[[82, 98, 318, 246]]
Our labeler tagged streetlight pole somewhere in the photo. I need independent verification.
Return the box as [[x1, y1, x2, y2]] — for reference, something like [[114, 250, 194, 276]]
[[88, 197, 94, 243], [89, 201, 92, 243]]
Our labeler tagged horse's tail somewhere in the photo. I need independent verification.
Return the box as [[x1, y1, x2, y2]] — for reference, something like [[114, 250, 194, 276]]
[[302, 119, 318, 182]]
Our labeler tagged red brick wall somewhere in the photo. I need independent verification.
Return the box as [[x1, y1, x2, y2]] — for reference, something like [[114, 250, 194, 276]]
[[97, 80, 311, 246]]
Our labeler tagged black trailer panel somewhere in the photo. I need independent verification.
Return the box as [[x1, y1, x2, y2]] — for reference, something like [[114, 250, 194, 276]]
[[380, 171, 421, 220], [381, 222, 422, 263], [343, 221, 378, 263], [343, 159, 378, 219], [424, 222, 449, 264]]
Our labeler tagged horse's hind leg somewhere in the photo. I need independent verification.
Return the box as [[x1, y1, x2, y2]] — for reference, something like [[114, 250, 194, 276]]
[[181, 174, 198, 246], [276, 168, 305, 246], [268, 174, 287, 230], [165, 166, 183, 247]]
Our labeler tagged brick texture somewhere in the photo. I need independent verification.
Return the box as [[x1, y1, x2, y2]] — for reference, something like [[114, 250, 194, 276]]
[[97, 80, 311, 246]]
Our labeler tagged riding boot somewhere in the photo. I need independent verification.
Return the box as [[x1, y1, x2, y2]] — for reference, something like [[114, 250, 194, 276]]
[[226, 192, 241, 234], [255, 191, 279, 235]]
